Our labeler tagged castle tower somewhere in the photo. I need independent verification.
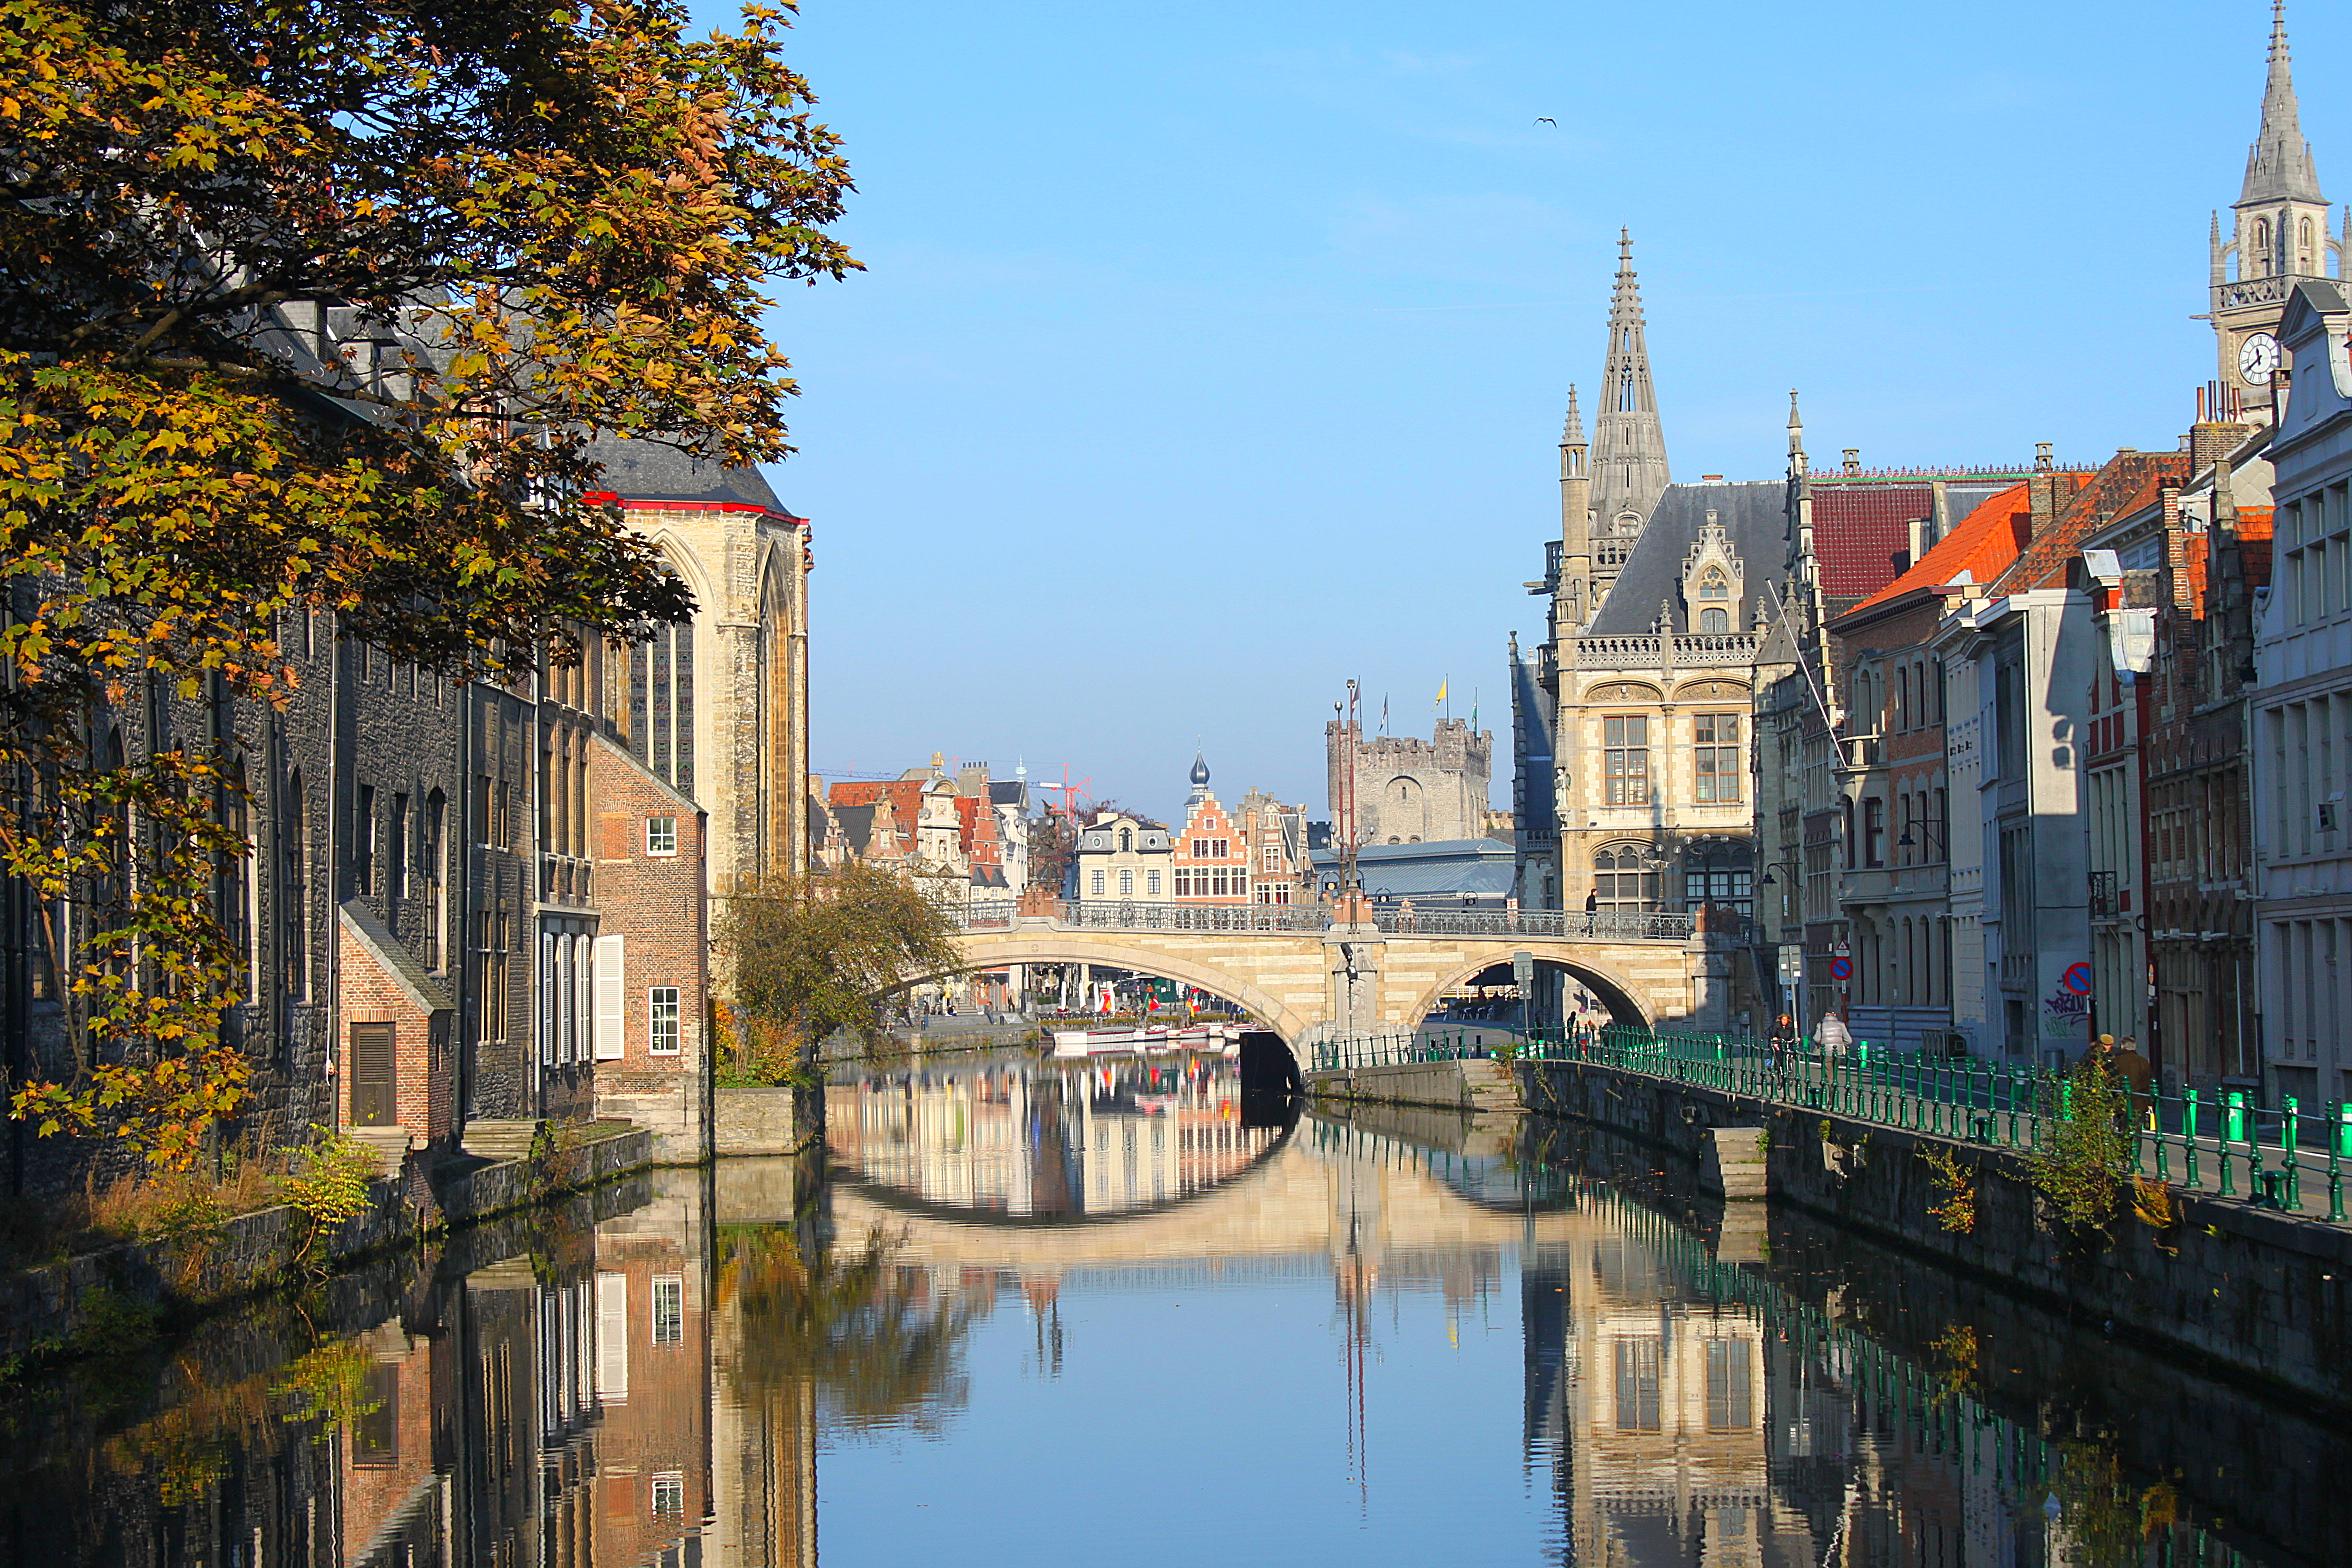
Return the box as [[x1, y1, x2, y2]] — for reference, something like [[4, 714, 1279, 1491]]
[[1557, 384, 1594, 633], [2209, 1, 2341, 417], [1590, 228, 1671, 560]]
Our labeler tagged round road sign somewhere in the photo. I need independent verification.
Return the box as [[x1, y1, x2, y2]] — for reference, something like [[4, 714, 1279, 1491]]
[[2061, 961, 2093, 996], [1828, 956, 1854, 983]]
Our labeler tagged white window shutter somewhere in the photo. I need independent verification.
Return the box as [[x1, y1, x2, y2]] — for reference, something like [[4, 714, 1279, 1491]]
[[593, 934, 626, 1060], [595, 1271, 628, 1402]]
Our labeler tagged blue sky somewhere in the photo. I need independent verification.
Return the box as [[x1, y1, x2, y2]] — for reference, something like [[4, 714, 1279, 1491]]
[[729, 0, 2347, 823]]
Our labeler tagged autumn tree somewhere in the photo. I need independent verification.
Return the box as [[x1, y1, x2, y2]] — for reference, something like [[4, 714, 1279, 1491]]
[[0, 0, 854, 1166], [716, 864, 962, 1081]]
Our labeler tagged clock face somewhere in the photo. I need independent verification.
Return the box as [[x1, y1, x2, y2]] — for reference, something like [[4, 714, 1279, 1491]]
[[2240, 330, 2283, 386]]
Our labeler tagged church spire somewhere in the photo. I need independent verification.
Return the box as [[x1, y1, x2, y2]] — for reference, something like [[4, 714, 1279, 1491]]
[[2243, 0, 2323, 205], [1561, 383, 1584, 447], [1589, 227, 1671, 536]]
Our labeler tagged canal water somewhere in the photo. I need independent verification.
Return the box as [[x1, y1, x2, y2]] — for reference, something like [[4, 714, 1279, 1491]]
[[3, 1049, 2342, 1565]]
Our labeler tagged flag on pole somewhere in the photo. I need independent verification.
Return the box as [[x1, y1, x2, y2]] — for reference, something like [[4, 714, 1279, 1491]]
[[1434, 679, 1447, 707], [1380, 695, 1388, 734]]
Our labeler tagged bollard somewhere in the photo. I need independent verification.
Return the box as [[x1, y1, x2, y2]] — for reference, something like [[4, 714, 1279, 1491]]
[[2184, 1089, 2201, 1191], [2330, 1100, 2346, 1223], [2285, 1097, 2303, 1212]]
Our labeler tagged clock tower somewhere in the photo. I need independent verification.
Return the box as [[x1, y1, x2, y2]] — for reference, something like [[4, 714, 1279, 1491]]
[[2209, 2, 2343, 420]]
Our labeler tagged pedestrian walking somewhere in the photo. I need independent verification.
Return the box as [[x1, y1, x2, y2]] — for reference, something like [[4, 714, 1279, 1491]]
[[1816, 1008, 1853, 1057]]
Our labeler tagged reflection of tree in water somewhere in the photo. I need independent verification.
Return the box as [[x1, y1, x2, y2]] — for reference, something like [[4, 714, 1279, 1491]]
[[720, 1223, 982, 1433]]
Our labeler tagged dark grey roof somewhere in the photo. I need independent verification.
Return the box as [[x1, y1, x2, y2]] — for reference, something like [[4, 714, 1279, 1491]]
[[829, 801, 882, 855], [1307, 838, 1516, 899], [1586, 481, 1788, 636], [987, 780, 1028, 808], [583, 435, 793, 516]]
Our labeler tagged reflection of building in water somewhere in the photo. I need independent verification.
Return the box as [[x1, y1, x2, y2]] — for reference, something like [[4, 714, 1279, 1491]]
[[826, 1058, 1280, 1218], [1520, 1211, 1794, 1567]]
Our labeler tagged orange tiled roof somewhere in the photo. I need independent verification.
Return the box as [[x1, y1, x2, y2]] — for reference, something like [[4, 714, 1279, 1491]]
[[1834, 482, 2035, 622], [1993, 453, 2190, 596]]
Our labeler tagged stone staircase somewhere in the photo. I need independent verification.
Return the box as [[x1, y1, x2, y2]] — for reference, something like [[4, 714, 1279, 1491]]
[[348, 1125, 413, 1168], [460, 1119, 546, 1162], [1701, 1125, 1770, 1201]]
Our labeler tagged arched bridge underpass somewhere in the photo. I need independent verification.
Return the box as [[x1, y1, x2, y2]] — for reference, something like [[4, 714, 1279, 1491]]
[[950, 901, 1748, 1056]]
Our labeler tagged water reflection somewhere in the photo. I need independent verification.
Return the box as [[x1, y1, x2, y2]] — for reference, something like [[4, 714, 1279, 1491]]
[[824, 1054, 1283, 1217], [1, 1053, 2335, 1566]]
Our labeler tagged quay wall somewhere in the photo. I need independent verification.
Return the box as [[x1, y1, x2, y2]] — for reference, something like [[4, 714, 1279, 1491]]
[[1306, 1058, 1520, 1114], [0, 1127, 652, 1374], [1519, 1058, 2352, 1409], [713, 1085, 824, 1157]]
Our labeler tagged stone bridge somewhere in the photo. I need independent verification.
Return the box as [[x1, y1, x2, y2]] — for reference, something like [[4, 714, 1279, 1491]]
[[950, 900, 1746, 1052]]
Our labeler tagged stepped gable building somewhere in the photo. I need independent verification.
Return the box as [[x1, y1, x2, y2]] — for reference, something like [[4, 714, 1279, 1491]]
[[1327, 716, 1494, 848], [2207, 1, 2346, 423]]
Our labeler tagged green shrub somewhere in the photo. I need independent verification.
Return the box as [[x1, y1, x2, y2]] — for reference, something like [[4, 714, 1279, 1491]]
[[276, 1126, 381, 1266], [2027, 1057, 2133, 1237]]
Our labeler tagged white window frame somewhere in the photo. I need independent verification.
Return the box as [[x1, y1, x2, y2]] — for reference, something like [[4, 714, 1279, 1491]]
[[651, 1274, 684, 1346], [648, 985, 681, 1055], [644, 814, 678, 856]]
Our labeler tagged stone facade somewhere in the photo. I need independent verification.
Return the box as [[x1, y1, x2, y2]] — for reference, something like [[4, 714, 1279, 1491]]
[[1326, 718, 1492, 847], [1172, 755, 1249, 904]]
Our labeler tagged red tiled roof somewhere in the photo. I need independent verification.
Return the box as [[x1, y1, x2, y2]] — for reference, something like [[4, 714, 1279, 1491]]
[[2237, 506, 2275, 592], [1835, 482, 2035, 622], [1810, 484, 1940, 602], [1994, 454, 2190, 596]]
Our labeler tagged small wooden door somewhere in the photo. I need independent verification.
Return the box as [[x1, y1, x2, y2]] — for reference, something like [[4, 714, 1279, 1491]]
[[352, 1022, 397, 1127]]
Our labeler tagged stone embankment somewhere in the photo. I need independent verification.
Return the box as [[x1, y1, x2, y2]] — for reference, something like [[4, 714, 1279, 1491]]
[[1520, 1057, 2352, 1410], [1305, 1056, 1521, 1115], [0, 1124, 651, 1375]]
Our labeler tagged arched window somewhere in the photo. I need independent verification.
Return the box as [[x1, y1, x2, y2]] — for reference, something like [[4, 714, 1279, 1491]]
[[1684, 843, 1753, 918], [1119, 827, 1132, 853], [2255, 217, 2273, 274], [1699, 607, 1729, 634], [1592, 844, 1661, 913], [220, 756, 254, 994], [422, 788, 447, 972], [2300, 216, 2315, 269], [628, 570, 695, 791], [280, 767, 308, 999]]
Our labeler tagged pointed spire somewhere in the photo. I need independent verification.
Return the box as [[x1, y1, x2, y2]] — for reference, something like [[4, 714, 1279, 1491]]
[[2242, 0, 2324, 204], [1590, 227, 1670, 530], [2211, 209, 2227, 285], [1786, 389, 1807, 475], [1561, 384, 1584, 447]]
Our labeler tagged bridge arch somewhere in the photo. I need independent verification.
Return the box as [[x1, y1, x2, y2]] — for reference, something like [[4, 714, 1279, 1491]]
[[1400, 948, 1658, 1034], [944, 932, 1315, 1044]]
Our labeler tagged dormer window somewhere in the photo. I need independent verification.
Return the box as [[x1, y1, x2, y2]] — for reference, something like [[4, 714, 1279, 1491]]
[[1697, 572, 1730, 633]]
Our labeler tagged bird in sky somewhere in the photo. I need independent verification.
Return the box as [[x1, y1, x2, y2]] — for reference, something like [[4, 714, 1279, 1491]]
[[1534, 116, 1556, 127]]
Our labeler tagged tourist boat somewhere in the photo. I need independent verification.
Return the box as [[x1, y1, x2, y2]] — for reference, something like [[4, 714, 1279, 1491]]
[[1051, 1023, 1241, 1058]]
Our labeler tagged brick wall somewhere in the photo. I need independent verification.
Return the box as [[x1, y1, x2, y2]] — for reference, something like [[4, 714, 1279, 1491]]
[[589, 735, 710, 1161], [335, 912, 452, 1147]]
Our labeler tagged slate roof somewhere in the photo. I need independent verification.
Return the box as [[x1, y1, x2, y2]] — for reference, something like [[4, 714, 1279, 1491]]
[[1306, 838, 1517, 899], [583, 435, 795, 516], [1587, 481, 1787, 636]]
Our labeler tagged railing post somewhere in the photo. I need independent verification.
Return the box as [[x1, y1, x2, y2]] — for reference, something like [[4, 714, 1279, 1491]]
[[2284, 1097, 2303, 1212], [2220, 1092, 2241, 1198], [2184, 1089, 2201, 1191]]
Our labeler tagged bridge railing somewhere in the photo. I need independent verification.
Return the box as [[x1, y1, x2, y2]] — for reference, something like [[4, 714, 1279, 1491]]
[[956, 899, 1329, 934], [1517, 1024, 2352, 1222], [1309, 1031, 1502, 1072], [957, 899, 1718, 943], [1369, 907, 1707, 942]]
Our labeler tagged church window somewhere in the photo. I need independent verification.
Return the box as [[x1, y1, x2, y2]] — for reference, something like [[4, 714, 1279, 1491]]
[[2255, 217, 2273, 274], [1603, 716, 1650, 806], [629, 581, 694, 793], [1692, 714, 1742, 804], [1699, 607, 1729, 634], [2302, 217, 2316, 268], [1593, 844, 1660, 913]]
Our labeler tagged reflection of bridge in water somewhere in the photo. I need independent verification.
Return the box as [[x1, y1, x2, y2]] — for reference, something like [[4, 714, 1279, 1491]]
[[947, 899, 1748, 1048]]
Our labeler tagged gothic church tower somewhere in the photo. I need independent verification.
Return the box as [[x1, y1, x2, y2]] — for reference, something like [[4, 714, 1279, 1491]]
[[2209, 1, 2344, 418], [1590, 229, 1671, 568]]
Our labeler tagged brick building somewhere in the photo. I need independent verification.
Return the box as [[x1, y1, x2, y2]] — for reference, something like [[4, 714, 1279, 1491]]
[[1171, 754, 1250, 905]]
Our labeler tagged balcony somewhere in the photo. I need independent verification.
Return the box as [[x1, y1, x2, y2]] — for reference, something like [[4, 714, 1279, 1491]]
[[1837, 733, 1883, 772]]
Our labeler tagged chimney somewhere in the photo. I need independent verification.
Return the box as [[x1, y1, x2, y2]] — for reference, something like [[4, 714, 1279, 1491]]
[[1842, 448, 1861, 476], [2027, 442, 2062, 533], [2189, 420, 2248, 474]]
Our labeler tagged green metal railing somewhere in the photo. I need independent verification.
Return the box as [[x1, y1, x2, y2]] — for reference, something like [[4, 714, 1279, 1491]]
[[1323, 1020, 2352, 1223]]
